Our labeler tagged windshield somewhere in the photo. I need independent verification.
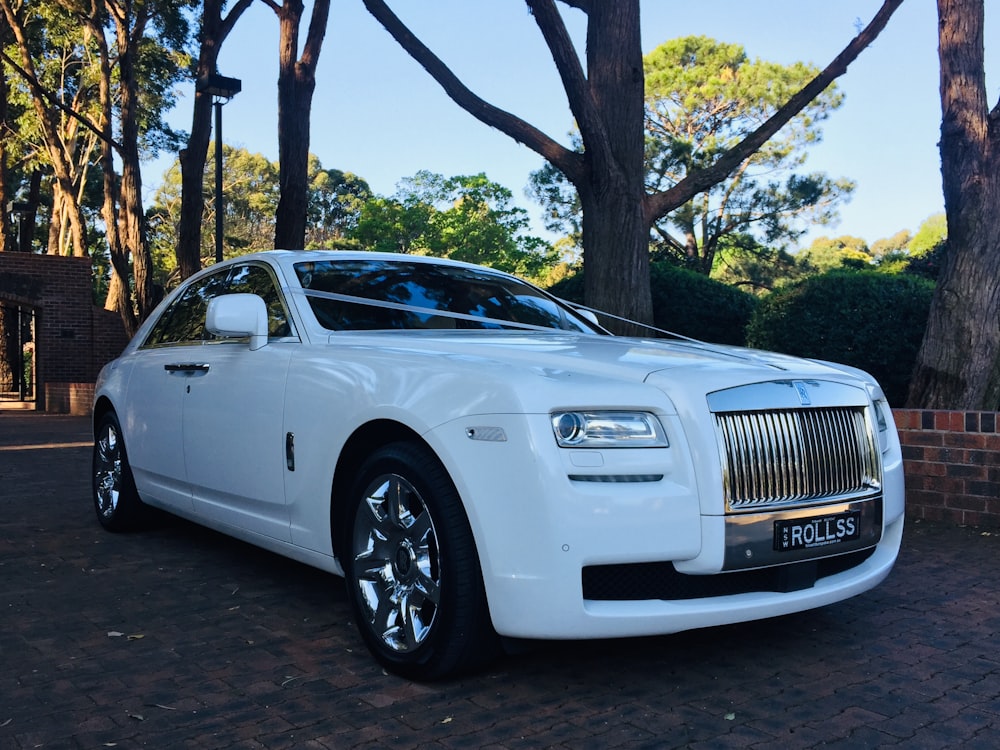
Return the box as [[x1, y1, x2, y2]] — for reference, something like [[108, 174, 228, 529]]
[[294, 259, 597, 333]]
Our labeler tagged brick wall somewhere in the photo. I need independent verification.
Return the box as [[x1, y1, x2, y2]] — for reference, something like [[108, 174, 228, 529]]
[[0, 253, 129, 414], [894, 409, 1000, 528]]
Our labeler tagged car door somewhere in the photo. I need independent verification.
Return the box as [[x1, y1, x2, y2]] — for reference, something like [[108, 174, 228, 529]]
[[182, 263, 297, 542], [121, 269, 233, 513]]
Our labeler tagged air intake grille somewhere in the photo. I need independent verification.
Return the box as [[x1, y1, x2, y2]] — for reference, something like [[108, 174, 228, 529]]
[[715, 406, 881, 512]]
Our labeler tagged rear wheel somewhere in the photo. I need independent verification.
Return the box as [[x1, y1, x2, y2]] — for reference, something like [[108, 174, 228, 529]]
[[344, 441, 498, 680], [92, 411, 147, 532]]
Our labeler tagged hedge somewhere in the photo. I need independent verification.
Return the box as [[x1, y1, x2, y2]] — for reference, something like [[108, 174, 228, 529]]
[[548, 262, 757, 346], [745, 271, 934, 406]]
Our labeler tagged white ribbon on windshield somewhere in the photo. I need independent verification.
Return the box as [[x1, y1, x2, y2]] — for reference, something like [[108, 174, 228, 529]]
[[295, 287, 775, 369], [295, 287, 577, 334]]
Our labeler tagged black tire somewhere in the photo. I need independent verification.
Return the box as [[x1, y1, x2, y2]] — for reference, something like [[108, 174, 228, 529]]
[[343, 441, 499, 680], [92, 411, 147, 532]]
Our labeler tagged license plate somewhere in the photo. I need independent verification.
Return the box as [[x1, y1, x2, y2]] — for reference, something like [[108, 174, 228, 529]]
[[774, 510, 862, 552]]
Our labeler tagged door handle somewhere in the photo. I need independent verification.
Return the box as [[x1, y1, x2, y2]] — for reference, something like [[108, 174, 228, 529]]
[[164, 363, 210, 373]]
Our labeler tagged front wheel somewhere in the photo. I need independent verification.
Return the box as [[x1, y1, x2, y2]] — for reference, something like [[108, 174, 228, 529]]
[[343, 441, 498, 680], [92, 411, 147, 532]]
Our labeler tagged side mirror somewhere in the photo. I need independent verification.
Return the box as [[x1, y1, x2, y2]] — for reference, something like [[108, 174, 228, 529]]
[[206, 293, 269, 351]]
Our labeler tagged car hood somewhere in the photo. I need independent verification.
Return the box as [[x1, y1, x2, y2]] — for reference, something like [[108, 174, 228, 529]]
[[328, 330, 871, 388]]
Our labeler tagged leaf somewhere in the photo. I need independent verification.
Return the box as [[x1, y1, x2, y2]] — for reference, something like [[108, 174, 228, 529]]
[[724, 712, 736, 721]]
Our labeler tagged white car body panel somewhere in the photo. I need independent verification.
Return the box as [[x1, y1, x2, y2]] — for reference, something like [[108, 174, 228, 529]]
[[94, 250, 904, 644]]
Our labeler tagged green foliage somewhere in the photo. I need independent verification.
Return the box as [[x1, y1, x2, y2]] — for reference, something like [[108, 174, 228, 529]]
[[549, 261, 757, 345], [708, 233, 805, 294], [306, 162, 372, 248], [796, 235, 872, 273], [908, 213, 947, 257], [352, 171, 559, 279], [149, 148, 370, 279], [746, 271, 935, 405], [860, 215, 947, 280]]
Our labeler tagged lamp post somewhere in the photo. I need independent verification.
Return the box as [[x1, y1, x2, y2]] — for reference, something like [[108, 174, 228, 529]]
[[196, 73, 242, 264]]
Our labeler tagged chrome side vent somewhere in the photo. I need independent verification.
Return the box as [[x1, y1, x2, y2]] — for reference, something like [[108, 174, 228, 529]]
[[715, 407, 881, 512]]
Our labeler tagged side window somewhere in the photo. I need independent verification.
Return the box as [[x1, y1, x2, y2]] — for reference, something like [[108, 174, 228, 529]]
[[143, 270, 230, 347], [227, 264, 293, 338]]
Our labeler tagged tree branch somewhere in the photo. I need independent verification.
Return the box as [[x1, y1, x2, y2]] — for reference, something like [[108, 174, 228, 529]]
[[362, 0, 585, 182], [0, 48, 122, 151], [643, 0, 904, 225], [300, 0, 331, 73], [524, 0, 594, 141], [221, 0, 255, 39]]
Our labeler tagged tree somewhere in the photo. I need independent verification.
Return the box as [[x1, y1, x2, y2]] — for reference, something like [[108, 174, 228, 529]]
[[351, 171, 559, 278], [263, 0, 331, 250], [306, 164, 372, 248], [2, 0, 192, 335], [532, 35, 855, 277], [908, 0, 1000, 409], [74, 0, 192, 333], [0, 39, 13, 254], [1, 0, 94, 258], [176, 0, 254, 281], [362, 0, 903, 333], [797, 235, 872, 273], [908, 213, 947, 256], [643, 36, 852, 274], [150, 148, 370, 281], [150, 145, 280, 281], [710, 233, 803, 293]]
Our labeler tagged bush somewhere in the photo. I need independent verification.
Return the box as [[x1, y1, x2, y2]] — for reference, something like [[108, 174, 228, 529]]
[[746, 271, 935, 406], [548, 262, 758, 345]]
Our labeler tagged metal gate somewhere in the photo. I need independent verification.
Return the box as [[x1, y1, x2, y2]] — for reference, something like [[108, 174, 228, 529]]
[[0, 303, 36, 403]]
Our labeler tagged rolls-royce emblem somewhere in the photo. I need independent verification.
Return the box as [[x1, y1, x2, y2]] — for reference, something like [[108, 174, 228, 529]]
[[793, 380, 812, 406]]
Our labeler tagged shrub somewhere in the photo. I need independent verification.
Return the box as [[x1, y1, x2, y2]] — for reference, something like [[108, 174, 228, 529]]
[[547, 262, 758, 346], [746, 271, 935, 406]]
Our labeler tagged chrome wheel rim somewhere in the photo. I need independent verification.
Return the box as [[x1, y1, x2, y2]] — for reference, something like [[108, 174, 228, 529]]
[[353, 473, 440, 653], [94, 423, 122, 519]]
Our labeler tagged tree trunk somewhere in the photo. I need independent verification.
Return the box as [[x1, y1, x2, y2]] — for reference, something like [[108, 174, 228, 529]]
[[0, 60, 12, 392], [177, 0, 253, 279], [115, 17, 155, 323], [580, 184, 651, 335], [0, 55, 11, 254], [273, 0, 329, 250], [578, 0, 652, 332], [907, 0, 1000, 409], [177, 102, 214, 277], [274, 0, 310, 251]]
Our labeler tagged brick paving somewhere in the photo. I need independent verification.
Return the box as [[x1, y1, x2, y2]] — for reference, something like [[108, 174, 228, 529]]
[[1, 412, 998, 749]]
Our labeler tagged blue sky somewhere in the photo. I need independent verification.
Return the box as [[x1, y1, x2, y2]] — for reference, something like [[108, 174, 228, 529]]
[[148, 1, 998, 250]]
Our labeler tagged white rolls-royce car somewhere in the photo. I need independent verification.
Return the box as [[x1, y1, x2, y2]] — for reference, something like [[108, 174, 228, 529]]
[[92, 250, 904, 679]]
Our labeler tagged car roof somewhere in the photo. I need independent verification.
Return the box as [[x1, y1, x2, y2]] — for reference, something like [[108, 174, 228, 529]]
[[239, 249, 517, 277]]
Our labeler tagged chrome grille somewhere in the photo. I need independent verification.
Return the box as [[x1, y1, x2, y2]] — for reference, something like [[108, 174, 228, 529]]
[[715, 406, 881, 511]]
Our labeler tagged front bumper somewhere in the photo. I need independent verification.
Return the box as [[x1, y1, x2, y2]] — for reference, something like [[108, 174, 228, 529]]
[[425, 409, 905, 641]]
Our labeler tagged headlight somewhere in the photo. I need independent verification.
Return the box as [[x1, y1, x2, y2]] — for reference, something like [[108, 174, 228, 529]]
[[873, 399, 888, 433], [550, 411, 668, 448], [864, 383, 891, 454], [873, 399, 891, 453]]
